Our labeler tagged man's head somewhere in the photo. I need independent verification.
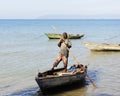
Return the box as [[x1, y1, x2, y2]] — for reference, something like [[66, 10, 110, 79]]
[[63, 32, 68, 39]]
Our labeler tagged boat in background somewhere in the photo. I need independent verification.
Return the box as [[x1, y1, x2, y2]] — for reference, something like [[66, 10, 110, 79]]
[[83, 42, 120, 51], [45, 33, 84, 39]]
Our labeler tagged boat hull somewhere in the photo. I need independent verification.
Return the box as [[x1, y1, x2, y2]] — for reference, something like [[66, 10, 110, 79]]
[[35, 68, 86, 92], [83, 42, 120, 51]]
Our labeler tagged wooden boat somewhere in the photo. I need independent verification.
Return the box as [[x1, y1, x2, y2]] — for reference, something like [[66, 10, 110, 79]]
[[83, 42, 120, 51], [45, 33, 84, 39], [35, 65, 87, 92]]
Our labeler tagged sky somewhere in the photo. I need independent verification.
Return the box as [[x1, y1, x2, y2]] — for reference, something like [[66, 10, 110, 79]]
[[0, 0, 120, 19]]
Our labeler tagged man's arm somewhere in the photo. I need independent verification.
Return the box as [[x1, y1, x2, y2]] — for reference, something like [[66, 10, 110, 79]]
[[67, 40, 72, 48], [58, 39, 64, 47]]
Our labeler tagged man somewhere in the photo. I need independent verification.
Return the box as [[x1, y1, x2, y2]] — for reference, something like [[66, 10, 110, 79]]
[[51, 32, 72, 72]]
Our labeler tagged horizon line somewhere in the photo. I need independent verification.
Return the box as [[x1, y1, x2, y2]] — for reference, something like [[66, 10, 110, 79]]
[[0, 18, 120, 20]]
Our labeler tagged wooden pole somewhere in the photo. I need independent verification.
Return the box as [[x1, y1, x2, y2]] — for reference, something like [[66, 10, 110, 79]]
[[66, 47, 97, 88]]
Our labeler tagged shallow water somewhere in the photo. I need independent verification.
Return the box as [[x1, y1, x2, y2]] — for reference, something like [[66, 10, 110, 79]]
[[0, 19, 120, 96]]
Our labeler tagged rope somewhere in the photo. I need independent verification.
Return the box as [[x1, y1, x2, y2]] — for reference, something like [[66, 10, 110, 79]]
[[104, 33, 120, 42]]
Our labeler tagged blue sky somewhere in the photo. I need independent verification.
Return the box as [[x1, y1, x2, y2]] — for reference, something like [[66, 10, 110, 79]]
[[0, 0, 120, 19]]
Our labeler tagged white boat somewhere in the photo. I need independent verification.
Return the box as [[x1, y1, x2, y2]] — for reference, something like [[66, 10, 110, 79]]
[[83, 42, 120, 51]]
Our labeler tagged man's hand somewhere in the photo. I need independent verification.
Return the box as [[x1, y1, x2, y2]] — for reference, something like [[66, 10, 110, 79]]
[[60, 39, 65, 43], [58, 39, 64, 47]]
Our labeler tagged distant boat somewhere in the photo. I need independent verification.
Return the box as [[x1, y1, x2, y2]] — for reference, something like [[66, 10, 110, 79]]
[[83, 42, 120, 51], [35, 65, 87, 92], [45, 33, 84, 39]]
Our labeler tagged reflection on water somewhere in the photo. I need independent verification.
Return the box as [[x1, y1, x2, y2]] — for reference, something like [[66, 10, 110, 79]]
[[93, 93, 113, 96], [6, 79, 89, 96], [8, 87, 38, 96], [35, 86, 88, 96], [86, 70, 98, 85]]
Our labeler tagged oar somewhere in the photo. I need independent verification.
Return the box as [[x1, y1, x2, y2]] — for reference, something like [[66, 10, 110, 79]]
[[51, 25, 97, 88], [66, 46, 97, 89]]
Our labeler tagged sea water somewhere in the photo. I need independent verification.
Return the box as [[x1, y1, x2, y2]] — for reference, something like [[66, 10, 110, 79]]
[[0, 19, 120, 96]]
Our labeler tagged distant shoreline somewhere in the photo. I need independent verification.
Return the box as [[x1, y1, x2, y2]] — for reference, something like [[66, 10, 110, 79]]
[[0, 19, 120, 20]]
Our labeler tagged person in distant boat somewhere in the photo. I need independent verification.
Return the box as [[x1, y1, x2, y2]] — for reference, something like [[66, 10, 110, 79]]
[[51, 32, 72, 72]]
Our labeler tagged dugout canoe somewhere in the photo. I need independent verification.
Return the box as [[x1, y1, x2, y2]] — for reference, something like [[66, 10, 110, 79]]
[[45, 33, 84, 39], [83, 42, 120, 51], [35, 65, 87, 92]]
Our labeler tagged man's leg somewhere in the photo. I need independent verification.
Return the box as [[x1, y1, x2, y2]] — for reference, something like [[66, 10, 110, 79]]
[[51, 53, 62, 70], [62, 56, 68, 72]]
